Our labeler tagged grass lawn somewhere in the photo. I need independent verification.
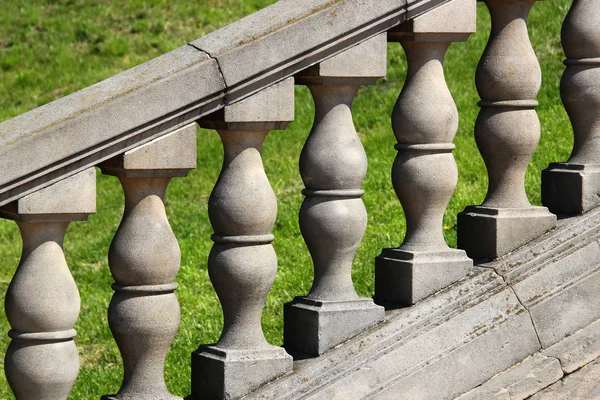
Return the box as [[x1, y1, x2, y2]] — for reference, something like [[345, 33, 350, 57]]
[[0, 0, 573, 398]]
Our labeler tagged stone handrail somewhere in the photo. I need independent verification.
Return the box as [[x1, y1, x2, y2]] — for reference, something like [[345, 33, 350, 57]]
[[0, 0, 447, 207], [2, 0, 599, 399]]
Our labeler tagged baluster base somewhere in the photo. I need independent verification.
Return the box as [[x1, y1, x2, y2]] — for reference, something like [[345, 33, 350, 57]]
[[542, 163, 600, 215], [191, 345, 292, 400], [283, 297, 384, 356], [458, 206, 557, 259], [374, 248, 472, 307]]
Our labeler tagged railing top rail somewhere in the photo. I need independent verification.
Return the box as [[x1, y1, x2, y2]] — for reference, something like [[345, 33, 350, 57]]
[[0, 0, 448, 207]]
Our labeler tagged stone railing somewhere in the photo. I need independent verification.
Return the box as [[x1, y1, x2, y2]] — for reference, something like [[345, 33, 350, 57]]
[[0, 0, 598, 399]]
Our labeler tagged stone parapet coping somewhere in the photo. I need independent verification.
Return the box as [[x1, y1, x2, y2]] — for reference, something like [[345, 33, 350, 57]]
[[0, 0, 450, 206]]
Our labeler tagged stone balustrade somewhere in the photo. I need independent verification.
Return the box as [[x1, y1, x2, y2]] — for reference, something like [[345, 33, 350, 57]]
[[457, 0, 557, 259], [542, 0, 600, 214], [1, 0, 598, 399]]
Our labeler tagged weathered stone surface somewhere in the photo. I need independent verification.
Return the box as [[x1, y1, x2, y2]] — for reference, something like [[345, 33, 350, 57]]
[[285, 37, 385, 356], [192, 82, 294, 400], [192, 346, 292, 400], [296, 34, 387, 84], [284, 298, 383, 355], [247, 269, 541, 400], [0, 47, 222, 206], [101, 128, 195, 400], [388, 0, 476, 42], [375, 248, 473, 305], [544, 318, 600, 374], [457, 354, 563, 400], [532, 357, 600, 399], [0, 0, 454, 208], [200, 78, 295, 131], [376, 1, 475, 306], [4, 168, 96, 220], [483, 206, 600, 349], [102, 124, 197, 175], [457, 0, 557, 259], [0, 169, 96, 399], [543, 164, 600, 215], [542, 0, 600, 214], [458, 206, 557, 260], [191, 0, 425, 102]]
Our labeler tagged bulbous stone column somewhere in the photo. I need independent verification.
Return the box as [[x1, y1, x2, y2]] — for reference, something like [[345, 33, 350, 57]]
[[0, 169, 96, 400], [192, 78, 294, 400], [542, 0, 600, 214], [100, 124, 197, 400], [375, 0, 476, 306], [284, 35, 386, 356], [457, 0, 557, 259]]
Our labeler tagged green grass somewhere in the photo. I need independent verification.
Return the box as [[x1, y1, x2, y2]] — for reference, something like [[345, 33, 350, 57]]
[[0, 0, 573, 398]]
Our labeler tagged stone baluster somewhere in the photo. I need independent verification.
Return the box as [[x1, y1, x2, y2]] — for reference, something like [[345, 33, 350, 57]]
[[457, 0, 557, 259], [283, 35, 386, 355], [1, 169, 96, 399], [191, 78, 294, 400], [374, 0, 476, 306], [542, 1, 600, 214], [99, 124, 196, 400]]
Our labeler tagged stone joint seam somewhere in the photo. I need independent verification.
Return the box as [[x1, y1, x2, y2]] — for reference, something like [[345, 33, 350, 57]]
[[188, 44, 229, 105], [478, 265, 545, 351]]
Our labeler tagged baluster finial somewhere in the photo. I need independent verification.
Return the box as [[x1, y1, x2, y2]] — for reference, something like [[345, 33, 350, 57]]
[[192, 78, 294, 400], [1, 168, 96, 400]]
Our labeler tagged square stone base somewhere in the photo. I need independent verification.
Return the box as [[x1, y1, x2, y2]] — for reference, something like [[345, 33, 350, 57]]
[[374, 247, 472, 307], [458, 206, 557, 260], [284, 297, 384, 356], [542, 163, 600, 215], [191, 345, 292, 400]]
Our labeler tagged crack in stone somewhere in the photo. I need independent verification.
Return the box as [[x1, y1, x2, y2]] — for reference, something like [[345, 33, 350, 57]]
[[476, 264, 545, 350], [187, 44, 229, 105]]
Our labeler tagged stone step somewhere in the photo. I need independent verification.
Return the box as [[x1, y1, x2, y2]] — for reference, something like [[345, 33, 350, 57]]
[[532, 357, 600, 399], [245, 207, 600, 399]]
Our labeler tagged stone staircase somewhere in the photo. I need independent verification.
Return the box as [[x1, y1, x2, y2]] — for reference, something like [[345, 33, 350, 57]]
[[246, 207, 600, 399], [0, 0, 599, 399]]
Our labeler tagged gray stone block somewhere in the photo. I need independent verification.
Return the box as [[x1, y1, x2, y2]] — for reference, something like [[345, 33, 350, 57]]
[[0, 168, 96, 222], [542, 163, 600, 215], [457, 354, 563, 400], [374, 248, 472, 306], [388, 0, 476, 42], [296, 34, 387, 85], [246, 269, 541, 400], [200, 78, 295, 131], [102, 124, 198, 176], [191, 345, 292, 400], [284, 297, 384, 355], [0, 46, 223, 206], [191, 0, 408, 102], [458, 206, 557, 259], [532, 358, 600, 399], [512, 241, 600, 348], [543, 318, 600, 374]]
